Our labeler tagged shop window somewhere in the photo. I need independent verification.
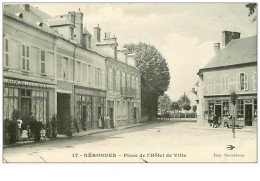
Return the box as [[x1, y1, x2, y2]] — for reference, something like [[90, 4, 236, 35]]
[[40, 51, 46, 74], [236, 100, 244, 120], [3, 88, 18, 120], [4, 39, 9, 67], [208, 102, 215, 117], [222, 101, 229, 118], [238, 73, 248, 91], [21, 44, 30, 71], [31, 91, 47, 123], [254, 99, 257, 119]]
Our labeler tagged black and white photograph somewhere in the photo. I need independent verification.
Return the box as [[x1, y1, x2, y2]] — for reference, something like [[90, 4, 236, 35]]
[[1, 2, 258, 163]]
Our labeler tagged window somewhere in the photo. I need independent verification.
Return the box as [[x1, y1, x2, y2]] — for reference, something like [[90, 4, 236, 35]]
[[63, 57, 69, 80], [253, 72, 257, 91], [127, 74, 130, 89], [88, 65, 92, 84], [40, 51, 46, 74], [117, 101, 121, 117], [238, 73, 248, 91], [222, 75, 229, 92], [31, 91, 47, 123], [136, 77, 139, 95], [3, 88, 18, 120], [236, 100, 244, 120], [208, 77, 215, 93], [76, 61, 81, 82], [254, 99, 257, 119], [21, 45, 30, 71], [95, 67, 98, 86], [222, 101, 229, 118], [4, 39, 9, 67], [109, 68, 113, 90], [208, 101, 215, 117], [116, 71, 120, 92], [98, 68, 102, 86]]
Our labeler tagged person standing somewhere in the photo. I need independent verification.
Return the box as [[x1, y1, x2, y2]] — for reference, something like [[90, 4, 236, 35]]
[[51, 114, 57, 138], [98, 115, 102, 128], [101, 114, 105, 129], [105, 114, 110, 129], [17, 117, 23, 141]]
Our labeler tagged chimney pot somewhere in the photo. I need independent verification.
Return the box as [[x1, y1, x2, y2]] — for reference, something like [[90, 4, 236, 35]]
[[214, 43, 220, 53], [25, 4, 30, 12]]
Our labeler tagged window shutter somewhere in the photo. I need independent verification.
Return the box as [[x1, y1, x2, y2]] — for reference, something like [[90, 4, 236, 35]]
[[244, 73, 248, 90], [237, 74, 240, 91]]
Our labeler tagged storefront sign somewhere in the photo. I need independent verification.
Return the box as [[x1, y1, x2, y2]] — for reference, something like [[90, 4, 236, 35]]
[[3, 78, 51, 88], [57, 80, 72, 92]]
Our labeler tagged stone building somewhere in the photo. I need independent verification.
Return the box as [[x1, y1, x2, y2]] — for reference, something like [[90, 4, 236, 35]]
[[197, 31, 257, 127], [3, 4, 141, 134]]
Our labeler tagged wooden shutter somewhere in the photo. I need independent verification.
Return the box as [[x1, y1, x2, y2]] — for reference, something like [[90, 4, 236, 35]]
[[244, 73, 248, 90], [237, 74, 241, 91]]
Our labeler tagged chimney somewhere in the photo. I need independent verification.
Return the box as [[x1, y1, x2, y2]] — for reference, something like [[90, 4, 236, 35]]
[[74, 11, 83, 46], [25, 4, 30, 12], [222, 31, 241, 47], [94, 24, 101, 42], [214, 43, 220, 53]]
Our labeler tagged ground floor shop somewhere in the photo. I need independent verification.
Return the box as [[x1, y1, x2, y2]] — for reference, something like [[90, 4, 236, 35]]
[[106, 97, 141, 127], [202, 95, 257, 127], [3, 78, 55, 125]]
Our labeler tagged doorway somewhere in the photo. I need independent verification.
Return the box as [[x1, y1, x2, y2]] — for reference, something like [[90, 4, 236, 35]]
[[21, 98, 31, 119], [57, 93, 71, 134], [82, 105, 87, 131], [245, 104, 252, 126], [215, 105, 221, 119], [134, 107, 137, 123], [110, 108, 114, 128]]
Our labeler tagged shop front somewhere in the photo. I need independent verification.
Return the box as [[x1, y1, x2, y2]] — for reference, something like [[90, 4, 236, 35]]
[[74, 86, 105, 130], [3, 78, 55, 128], [206, 96, 257, 127]]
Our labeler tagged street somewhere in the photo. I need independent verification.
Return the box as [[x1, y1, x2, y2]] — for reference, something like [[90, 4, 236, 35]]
[[3, 121, 257, 163]]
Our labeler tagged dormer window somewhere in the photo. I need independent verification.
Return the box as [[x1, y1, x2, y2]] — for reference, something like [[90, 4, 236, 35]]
[[15, 13, 23, 18], [36, 22, 43, 27]]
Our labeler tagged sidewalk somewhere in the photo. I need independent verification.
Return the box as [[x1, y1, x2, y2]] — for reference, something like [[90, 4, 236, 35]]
[[189, 123, 257, 133], [4, 121, 154, 149]]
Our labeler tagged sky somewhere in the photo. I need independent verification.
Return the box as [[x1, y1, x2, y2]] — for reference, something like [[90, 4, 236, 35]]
[[32, 3, 257, 101]]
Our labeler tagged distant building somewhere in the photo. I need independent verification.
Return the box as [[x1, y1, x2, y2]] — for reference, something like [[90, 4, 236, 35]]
[[197, 31, 257, 127], [3, 4, 141, 134]]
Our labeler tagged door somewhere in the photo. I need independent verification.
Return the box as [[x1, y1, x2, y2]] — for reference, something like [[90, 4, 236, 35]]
[[110, 108, 114, 128], [134, 107, 137, 123], [82, 105, 87, 130], [245, 104, 252, 126], [57, 93, 71, 134], [21, 98, 31, 119], [215, 105, 221, 121]]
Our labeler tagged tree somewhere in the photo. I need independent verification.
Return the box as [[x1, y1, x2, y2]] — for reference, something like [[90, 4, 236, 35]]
[[246, 3, 257, 22], [183, 104, 191, 111], [158, 94, 171, 114], [170, 101, 179, 118], [124, 43, 171, 121], [230, 91, 238, 138], [177, 94, 191, 109], [192, 105, 197, 113]]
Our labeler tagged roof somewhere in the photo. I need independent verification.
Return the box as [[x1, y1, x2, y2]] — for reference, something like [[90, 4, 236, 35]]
[[199, 35, 257, 73], [4, 4, 60, 36], [47, 17, 73, 27]]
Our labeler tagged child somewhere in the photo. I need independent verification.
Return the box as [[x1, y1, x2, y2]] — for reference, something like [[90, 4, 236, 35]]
[[40, 128, 46, 141]]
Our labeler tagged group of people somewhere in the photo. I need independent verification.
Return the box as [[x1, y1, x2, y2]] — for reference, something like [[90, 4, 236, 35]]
[[3, 110, 58, 145], [98, 114, 114, 129], [209, 113, 233, 128]]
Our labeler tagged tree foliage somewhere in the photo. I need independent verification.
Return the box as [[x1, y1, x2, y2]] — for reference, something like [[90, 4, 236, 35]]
[[158, 94, 171, 113], [246, 3, 257, 22], [192, 105, 197, 113], [170, 101, 179, 111], [124, 43, 171, 120], [177, 95, 191, 109], [231, 92, 238, 106], [183, 104, 191, 111]]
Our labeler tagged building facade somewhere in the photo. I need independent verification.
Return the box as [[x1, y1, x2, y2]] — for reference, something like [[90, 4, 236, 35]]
[[197, 31, 257, 127], [3, 4, 141, 135]]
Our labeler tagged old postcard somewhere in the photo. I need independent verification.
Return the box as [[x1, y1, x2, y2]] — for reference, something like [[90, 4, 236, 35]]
[[2, 2, 257, 163]]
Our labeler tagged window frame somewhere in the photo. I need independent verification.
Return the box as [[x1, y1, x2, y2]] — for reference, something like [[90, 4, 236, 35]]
[[4, 38, 10, 67], [21, 44, 30, 72]]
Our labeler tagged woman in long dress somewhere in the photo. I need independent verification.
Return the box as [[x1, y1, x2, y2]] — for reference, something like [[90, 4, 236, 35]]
[[98, 116, 102, 128]]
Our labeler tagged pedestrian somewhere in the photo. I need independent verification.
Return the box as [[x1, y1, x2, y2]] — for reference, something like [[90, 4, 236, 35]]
[[17, 117, 23, 141], [46, 118, 52, 138], [213, 114, 218, 128], [51, 114, 57, 138], [74, 118, 79, 133], [98, 115, 102, 128], [40, 128, 46, 141], [105, 114, 110, 129], [101, 114, 105, 129], [3, 119, 10, 145], [110, 115, 114, 129]]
